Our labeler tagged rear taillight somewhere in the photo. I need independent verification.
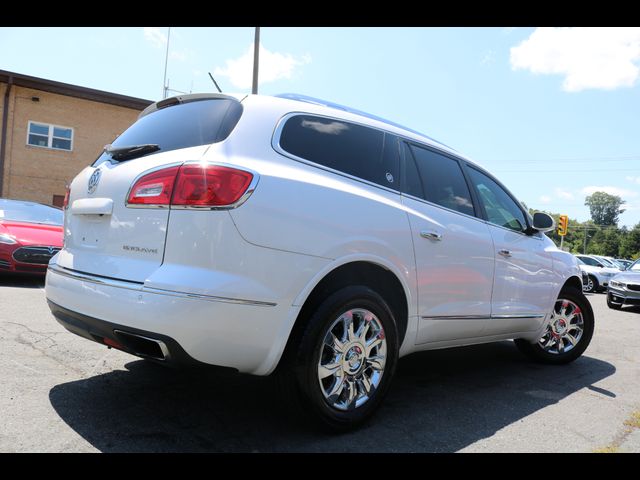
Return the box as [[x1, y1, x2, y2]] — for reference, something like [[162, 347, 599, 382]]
[[63, 186, 70, 210], [127, 166, 180, 206], [126, 164, 254, 208], [172, 165, 253, 207]]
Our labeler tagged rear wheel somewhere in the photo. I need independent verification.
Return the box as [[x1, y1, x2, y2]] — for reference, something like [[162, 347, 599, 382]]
[[583, 275, 598, 293], [278, 286, 399, 431], [515, 287, 594, 365]]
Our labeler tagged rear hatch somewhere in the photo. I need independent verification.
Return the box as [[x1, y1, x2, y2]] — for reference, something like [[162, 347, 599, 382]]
[[55, 94, 244, 283]]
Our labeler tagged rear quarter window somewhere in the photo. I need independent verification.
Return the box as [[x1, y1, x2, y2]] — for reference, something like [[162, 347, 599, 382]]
[[278, 114, 398, 190]]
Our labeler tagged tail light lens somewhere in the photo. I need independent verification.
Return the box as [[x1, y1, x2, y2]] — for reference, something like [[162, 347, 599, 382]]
[[127, 166, 181, 206], [127, 164, 254, 208], [172, 165, 253, 206]]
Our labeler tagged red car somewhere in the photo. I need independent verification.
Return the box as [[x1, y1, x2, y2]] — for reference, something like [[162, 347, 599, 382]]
[[0, 198, 63, 275]]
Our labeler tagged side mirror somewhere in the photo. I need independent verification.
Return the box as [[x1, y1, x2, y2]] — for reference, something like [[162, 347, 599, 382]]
[[531, 212, 555, 232]]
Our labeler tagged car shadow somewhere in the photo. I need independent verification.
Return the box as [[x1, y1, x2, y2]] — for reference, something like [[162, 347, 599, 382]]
[[0, 274, 45, 288], [49, 341, 615, 452], [620, 306, 640, 314]]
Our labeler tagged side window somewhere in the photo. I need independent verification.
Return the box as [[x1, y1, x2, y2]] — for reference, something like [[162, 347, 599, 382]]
[[402, 143, 475, 217], [467, 167, 527, 232], [577, 256, 598, 266], [279, 115, 398, 190]]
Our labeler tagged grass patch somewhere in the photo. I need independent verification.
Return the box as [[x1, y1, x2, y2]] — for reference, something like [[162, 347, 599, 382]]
[[593, 445, 620, 453], [623, 411, 640, 429]]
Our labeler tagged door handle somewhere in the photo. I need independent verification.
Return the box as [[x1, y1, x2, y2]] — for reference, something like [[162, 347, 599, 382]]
[[498, 249, 512, 257], [420, 231, 442, 241]]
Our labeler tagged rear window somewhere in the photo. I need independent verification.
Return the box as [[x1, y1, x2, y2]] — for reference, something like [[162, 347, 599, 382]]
[[94, 98, 242, 166], [0, 200, 63, 226], [278, 114, 398, 190]]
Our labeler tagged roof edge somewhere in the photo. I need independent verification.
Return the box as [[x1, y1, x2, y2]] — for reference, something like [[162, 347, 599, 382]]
[[0, 69, 153, 111]]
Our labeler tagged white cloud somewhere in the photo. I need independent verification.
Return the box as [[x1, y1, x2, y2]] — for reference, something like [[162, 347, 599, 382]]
[[581, 185, 638, 198], [626, 176, 640, 185], [480, 50, 495, 66], [143, 27, 189, 62], [214, 44, 311, 90], [539, 195, 552, 203], [169, 50, 188, 61], [144, 27, 166, 48], [510, 27, 640, 92], [554, 188, 574, 200]]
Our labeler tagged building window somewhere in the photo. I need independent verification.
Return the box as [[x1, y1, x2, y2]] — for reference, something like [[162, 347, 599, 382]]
[[52, 195, 65, 208], [27, 121, 73, 151]]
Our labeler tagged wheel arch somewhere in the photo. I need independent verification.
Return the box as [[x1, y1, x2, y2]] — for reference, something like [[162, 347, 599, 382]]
[[277, 259, 412, 371], [562, 274, 584, 293]]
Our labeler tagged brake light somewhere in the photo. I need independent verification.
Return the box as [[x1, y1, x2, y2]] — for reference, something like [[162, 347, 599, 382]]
[[63, 186, 70, 210], [126, 164, 254, 207], [127, 166, 180, 205], [172, 165, 253, 206]]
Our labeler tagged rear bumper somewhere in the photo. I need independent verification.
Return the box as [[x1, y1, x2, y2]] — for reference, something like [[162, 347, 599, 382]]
[[607, 287, 640, 307], [45, 264, 299, 375], [48, 300, 228, 369]]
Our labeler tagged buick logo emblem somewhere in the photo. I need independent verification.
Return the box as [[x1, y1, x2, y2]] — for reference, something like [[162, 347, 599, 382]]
[[88, 169, 101, 194]]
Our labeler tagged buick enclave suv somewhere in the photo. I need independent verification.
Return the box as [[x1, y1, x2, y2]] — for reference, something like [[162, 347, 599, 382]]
[[45, 93, 594, 430]]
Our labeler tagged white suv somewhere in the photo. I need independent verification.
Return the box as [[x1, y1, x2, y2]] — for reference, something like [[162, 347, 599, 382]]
[[45, 93, 593, 430]]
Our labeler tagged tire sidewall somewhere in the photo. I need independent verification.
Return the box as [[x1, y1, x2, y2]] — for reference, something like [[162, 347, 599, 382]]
[[584, 275, 597, 293], [531, 288, 594, 364], [293, 286, 399, 430]]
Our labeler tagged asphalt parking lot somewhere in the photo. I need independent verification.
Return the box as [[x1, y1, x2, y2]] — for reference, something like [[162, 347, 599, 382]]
[[1, 274, 639, 453]]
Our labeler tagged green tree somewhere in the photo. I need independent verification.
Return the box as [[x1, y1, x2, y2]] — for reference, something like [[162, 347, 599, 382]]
[[620, 223, 640, 259], [584, 192, 626, 226], [587, 227, 621, 256]]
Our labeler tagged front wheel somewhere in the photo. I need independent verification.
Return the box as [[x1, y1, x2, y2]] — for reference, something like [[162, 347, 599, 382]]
[[278, 286, 399, 431], [515, 287, 594, 365]]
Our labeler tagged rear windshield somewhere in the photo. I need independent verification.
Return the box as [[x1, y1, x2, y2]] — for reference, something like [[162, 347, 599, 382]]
[[93, 98, 242, 166], [0, 201, 63, 226]]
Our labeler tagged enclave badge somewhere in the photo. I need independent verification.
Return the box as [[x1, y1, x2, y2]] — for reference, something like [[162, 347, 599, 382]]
[[87, 169, 102, 194]]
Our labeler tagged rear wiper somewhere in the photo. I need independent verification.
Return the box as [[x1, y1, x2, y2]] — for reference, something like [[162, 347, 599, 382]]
[[104, 144, 160, 161]]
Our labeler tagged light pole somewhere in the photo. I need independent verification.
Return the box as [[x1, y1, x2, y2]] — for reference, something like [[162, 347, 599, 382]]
[[252, 27, 260, 94]]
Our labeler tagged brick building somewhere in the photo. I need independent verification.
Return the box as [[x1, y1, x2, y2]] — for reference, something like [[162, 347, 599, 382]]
[[0, 70, 152, 206]]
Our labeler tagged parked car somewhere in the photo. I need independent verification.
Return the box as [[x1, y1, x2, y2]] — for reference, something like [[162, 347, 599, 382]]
[[0, 199, 63, 276], [615, 259, 633, 270], [45, 93, 594, 430], [575, 255, 619, 292], [591, 255, 622, 270], [607, 259, 640, 309]]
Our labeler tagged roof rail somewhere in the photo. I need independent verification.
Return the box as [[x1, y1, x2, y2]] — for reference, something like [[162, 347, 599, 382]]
[[275, 93, 453, 150]]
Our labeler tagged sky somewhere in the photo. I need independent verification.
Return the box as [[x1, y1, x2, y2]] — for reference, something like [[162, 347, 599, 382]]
[[1, 27, 639, 227]]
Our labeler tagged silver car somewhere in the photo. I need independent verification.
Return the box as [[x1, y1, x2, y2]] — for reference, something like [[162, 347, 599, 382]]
[[607, 259, 640, 310]]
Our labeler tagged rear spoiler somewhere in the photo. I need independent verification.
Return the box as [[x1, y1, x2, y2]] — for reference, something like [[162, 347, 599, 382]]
[[139, 93, 247, 119]]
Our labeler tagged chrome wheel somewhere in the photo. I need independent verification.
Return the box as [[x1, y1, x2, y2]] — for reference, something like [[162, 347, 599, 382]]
[[538, 298, 584, 355], [317, 308, 387, 411], [584, 277, 594, 293]]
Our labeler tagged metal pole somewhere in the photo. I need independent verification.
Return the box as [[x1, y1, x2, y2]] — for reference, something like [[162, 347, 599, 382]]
[[583, 226, 588, 254], [560, 235, 564, 250], [162, 27, 171, 99], [252, 27, 260, 94]]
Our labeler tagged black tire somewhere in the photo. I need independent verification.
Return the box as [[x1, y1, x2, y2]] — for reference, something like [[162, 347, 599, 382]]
[[583, 275, 598, 293], [277, 285, 399, 432], [606, 293, 623, 310], [515, 287, 594, 365]]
